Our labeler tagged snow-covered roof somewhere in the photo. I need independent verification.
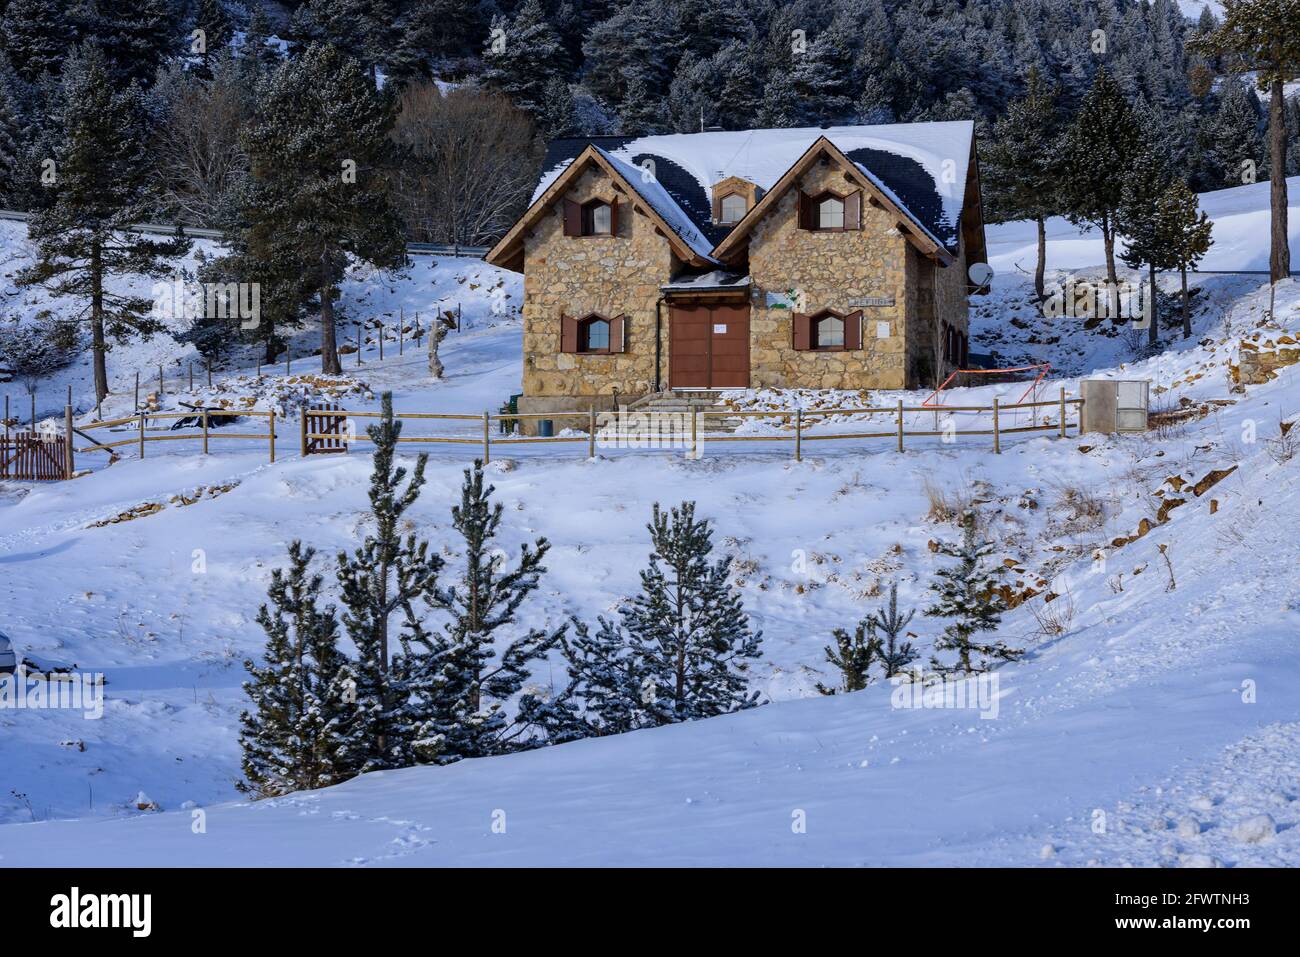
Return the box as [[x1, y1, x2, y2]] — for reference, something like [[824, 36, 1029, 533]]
[[533, 122, 975, 256], [592, 147, 718, 262], [660, 270, 751, 292]]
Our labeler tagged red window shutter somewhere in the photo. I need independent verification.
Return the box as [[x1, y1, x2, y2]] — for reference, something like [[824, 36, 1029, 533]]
[[609, 198, 619, 237], [797, 191, 813, 230], [563, 199, 582, 237], [560, 314, 578, 352], [844, 310, 862, 350], [609, 314, 626, 353], [792, 312, 812, 350], [844, 190, 862, 230]]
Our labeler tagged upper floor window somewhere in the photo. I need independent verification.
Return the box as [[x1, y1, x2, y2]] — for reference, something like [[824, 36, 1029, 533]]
[[719, 193, 747, 224], [562, 197, 619, 237], [818, 196, 844, 230], [798, 188, 862, 231]]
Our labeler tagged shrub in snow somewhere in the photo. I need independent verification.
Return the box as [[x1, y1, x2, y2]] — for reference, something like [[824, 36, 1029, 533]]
[[1229, 814, 1276, 844], [816, 620, 882, 696]]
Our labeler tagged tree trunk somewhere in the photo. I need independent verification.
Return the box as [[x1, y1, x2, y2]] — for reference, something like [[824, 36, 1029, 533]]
[[1034, 216, 1047, 301], [1102, 219, 1118, 288], [1180, 265, 1191, 339], [320, 284, 341, 374], [1147, 262, 1158, 349], [1269, 78, 1291, 284], [264, 336, 277, 366], [91, 241, 108, 403]]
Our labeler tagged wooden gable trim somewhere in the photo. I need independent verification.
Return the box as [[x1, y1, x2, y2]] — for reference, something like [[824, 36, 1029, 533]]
[[484, 145, 713, 272], [710, 136, 954, 267]]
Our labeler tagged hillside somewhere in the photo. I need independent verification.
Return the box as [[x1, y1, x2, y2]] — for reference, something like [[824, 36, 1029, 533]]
[[1, 178, 1299, 865]]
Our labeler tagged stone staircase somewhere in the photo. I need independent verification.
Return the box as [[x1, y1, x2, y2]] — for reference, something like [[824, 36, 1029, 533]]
[[626, 391, 745, 433]]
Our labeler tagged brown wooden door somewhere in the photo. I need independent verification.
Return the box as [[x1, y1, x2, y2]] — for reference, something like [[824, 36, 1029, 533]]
[[669, 303, 749, 389]]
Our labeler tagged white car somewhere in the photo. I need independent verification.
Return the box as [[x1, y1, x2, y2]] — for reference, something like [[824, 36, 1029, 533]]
[[0, 632, 15, 674]]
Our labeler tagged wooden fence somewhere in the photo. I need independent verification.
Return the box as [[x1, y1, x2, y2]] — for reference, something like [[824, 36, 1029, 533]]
[[73, 408, 277, 464], [302, 389, 1085, 464]]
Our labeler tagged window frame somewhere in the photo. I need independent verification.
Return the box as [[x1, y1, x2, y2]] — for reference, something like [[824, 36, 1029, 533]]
[[585, 200, 613, 236], [799, 188, 862, 232], [578, 315, 613, 354], [718, 192, 748, 225], [809, 310, 847, 351]]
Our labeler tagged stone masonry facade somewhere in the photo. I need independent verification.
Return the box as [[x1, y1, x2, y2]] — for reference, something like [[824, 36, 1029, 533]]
[[518, 157, 969, 419]]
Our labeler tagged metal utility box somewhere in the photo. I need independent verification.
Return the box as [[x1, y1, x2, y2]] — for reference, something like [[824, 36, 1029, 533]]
[[1080, 379, 1149, 434]]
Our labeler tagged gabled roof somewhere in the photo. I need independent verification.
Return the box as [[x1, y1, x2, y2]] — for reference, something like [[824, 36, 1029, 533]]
[[523, 122, 980, 266], [484, 144, 720, 272]]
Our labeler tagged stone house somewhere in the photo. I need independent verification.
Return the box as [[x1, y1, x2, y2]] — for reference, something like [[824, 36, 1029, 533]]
[[484, 123, 988, 424]]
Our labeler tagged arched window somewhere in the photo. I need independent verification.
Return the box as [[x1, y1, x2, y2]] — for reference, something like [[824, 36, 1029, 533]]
[[817, 195, 845, 230], [813, 312, 845, 349], [719, 193, 747, 224], [579, 315, 611, 352]]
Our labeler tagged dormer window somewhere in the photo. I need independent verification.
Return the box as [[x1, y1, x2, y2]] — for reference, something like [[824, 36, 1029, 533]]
[[580, 315, 610, 352], [711, 176, 759, 225], [719, 193, 747, 224], [562, 197, 620, 237], [798, 189, 862, 231]]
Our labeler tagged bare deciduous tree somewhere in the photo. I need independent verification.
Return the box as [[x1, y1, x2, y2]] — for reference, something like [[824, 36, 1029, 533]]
[[391, 85, 539, 246]]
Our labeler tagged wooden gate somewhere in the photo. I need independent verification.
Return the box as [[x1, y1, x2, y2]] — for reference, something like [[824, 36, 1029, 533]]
[[0, 431, 68, 480], [303, 404, 348, 454]]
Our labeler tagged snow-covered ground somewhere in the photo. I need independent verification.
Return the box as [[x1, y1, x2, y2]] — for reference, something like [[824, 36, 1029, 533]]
[[2, 178, 1299, 866]]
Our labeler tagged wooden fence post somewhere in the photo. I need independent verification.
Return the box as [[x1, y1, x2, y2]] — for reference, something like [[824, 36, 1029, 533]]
[[992, 396, 1001, 454], [202, 409, 209, 454], [378, 322, 384, 361], [135, 371, 140, 410], [268, 412, 276, 464], [1059, 386, 1067, 438], [158, 364, 164, 396], [63, 404, 74, 479], [188, 363, 193, 390], [795, 408, 802, 462], [299, 408, 308, 456], [138, 412, 145, 459], [285, 349, 290, 377], [588, 408, 596, 459], [206, 359, 212, 388], [897, 399, 904, 452], [357, 326, 363, 366], [399, 307, 405, 356], [4, 395, 9, 441], [482, 410, 491, 464], [690, 406, 698, 459], [30, 391, 35, 429]]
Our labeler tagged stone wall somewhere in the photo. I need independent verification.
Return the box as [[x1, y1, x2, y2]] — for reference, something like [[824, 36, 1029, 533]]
[[746, 162, 911, 390], [520, 165, 678, 409], [903, 241, 969, 388]]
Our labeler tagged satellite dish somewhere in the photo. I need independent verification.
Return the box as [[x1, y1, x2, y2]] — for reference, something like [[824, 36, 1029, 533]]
[[968, 262, 994, 290]]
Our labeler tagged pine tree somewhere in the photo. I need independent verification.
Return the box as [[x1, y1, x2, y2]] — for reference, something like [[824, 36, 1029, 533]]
[[623, 502, 762, 723], [815, 619, 882, 695], [925, 512, 1018, 675], [336, 392, 444, 769], [1160, 179, 1214, 338], [1062, 68, 1145, 291], [239, 542, 353, 797], [15, 45, 190, 403], [1191, 0, 1300, 283], [74, 0, 181, 88], [191, 0, 233, 75], [481, 0, 570, 122], [868, 582, 917, 677], [1117, 147, 1178, 348], [240, 6, 282, 81], [1204, 75, 1264, 186], [1, 0, 75, 82], [410, 460, 564, 762], [982, 67, 1066, 300], [241, 43, 406, 374]]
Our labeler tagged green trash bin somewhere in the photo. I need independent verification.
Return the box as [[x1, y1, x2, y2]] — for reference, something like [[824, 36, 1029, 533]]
[[538, 419, 554, 438]]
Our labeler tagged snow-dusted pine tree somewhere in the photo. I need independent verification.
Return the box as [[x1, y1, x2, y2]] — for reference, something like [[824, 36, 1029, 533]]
[[336, 392, 443, 770], [868, 582, 917, 678], [239, 542, 352, 797], [408, 460, 563, 762], [16, 45, 190, 403], [925, 512, 1019, 675], [816, 619, 882, 695], [622, 502, 762, 723]]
